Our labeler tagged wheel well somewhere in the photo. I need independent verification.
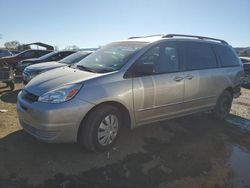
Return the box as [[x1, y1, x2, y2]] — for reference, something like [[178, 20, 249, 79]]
[[225, 87, 234, 95], [77, 101, 131, 142]]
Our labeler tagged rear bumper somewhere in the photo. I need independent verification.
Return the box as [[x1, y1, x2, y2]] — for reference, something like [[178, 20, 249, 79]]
[[17, 91, 95, 143]]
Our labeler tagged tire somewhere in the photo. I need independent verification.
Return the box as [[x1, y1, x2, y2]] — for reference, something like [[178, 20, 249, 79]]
[[7, 81, 15, 91], [213, 90, 233, 119], [78, 104, 122, 152]]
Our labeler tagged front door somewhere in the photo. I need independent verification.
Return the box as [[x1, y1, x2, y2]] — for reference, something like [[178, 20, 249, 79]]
[[132, 42, 184, 124]]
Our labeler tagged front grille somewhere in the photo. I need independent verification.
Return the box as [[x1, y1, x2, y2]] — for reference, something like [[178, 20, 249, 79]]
[[21, 120, 57, 140], [22, 90, 39, 103]]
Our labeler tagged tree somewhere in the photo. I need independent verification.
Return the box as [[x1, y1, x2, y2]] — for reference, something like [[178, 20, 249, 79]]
[[4, 41, 20, 50], [17, 44, 31, 51]]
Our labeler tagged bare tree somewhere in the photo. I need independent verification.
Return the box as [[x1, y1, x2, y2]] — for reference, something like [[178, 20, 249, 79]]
[[4, 41, 20, 50]]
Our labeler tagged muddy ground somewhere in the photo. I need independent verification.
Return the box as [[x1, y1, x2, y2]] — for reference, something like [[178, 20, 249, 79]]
[[0, 82, 250, 188]]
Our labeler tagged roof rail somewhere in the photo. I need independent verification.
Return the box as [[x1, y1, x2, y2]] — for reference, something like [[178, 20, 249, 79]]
[[128, 34, 164, 39], [163, 34, 228, 44]]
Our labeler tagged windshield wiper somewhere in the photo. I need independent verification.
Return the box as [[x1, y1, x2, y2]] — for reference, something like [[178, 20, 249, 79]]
[[76, 65, 97, 73]]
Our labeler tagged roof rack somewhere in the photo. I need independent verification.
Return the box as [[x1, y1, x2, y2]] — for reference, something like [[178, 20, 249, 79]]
[[128, 34, 164, 39], [163, 34, 228, 44]]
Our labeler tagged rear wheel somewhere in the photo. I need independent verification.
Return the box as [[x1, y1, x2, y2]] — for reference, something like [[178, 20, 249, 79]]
[[213, 90, 233, 119], [78, 104, 121, 152]]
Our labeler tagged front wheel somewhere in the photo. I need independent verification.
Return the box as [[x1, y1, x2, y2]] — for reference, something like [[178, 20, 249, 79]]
[[213, 90, 233, 119], [78, 105, 121, 152], [7, 81, 15, 91]]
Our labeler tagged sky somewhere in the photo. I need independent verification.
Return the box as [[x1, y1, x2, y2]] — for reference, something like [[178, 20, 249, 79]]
[[0, 0, 250, 49]]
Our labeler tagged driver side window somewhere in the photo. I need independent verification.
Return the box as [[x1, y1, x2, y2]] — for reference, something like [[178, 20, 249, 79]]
[[138, 46, 160, 67], [134, 43, 179, 76], [134, 46, 160, 76]]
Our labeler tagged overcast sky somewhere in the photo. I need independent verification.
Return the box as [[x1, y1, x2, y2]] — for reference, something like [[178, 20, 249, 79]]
[[0, 0, 249, 49]]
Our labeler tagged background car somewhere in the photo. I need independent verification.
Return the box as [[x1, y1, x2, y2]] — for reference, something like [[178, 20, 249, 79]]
[[0, 49, 13, 58], [17, 50, 77, 73], [0, 49, 52, 70], [9, 50, 21, 55], [22, 51, 92, 84], [240, 57, 250, 87]]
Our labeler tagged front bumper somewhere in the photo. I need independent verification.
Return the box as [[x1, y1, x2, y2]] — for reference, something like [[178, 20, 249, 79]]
[[17, 91, 94, 143]]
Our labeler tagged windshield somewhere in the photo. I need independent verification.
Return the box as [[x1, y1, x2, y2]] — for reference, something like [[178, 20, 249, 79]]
[[39, 51, 57, 60], [59, 52, 89, 64], [76, 42, 148, 73]]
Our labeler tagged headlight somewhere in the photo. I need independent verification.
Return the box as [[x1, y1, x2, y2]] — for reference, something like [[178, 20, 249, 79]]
[[38, 84, 82, 103]]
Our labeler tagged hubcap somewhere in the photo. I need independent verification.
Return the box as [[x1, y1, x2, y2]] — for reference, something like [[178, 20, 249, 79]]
[[97, 114, 119, 146]]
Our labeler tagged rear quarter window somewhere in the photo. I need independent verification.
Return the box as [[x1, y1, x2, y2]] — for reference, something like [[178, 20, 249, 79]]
[[213, 45, 240, 67], [182, 42, 217, 71]]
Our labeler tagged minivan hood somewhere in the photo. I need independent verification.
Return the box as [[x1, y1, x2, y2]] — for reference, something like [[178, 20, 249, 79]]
[[25, 67, 102, 96], [27, 61, 65, 71]]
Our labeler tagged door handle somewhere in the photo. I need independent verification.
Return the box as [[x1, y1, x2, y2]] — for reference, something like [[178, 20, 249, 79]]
[[185, 74, 194, 80], [174, 76, 183, 82]]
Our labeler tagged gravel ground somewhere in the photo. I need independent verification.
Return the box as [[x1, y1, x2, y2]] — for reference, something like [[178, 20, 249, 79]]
[[0, 83, 250, 188]]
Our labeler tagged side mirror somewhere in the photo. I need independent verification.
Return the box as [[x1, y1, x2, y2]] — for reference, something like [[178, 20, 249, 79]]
[[135, 63, 154, 76]]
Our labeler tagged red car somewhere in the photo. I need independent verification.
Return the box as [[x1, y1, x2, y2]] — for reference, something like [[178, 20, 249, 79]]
[[0, 49, 52, 69]]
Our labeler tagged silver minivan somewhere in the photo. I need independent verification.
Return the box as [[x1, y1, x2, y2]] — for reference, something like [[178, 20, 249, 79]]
[[17, 34, 244, 151]]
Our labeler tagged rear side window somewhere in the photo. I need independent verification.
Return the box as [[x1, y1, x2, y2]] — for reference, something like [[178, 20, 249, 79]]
[[21, 51, 35, 59], [183, 42, 217, 71], [213, 45, 240, 67], [36, 51, 50, 57]]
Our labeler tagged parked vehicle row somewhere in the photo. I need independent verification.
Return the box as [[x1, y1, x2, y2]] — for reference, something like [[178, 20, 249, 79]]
[[17, 34, 245, 152], [22, 51, 92, 84], [17, 50, 77, 73], [0, 49, 53, 70]]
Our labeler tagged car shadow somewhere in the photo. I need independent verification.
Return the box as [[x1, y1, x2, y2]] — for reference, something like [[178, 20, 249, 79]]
[[0, 89, 21, 104], [0, 114, 250, 187]]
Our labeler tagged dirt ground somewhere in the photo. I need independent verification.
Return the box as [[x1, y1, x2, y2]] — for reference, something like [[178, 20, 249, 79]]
[[0, 82, 250, 188]]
